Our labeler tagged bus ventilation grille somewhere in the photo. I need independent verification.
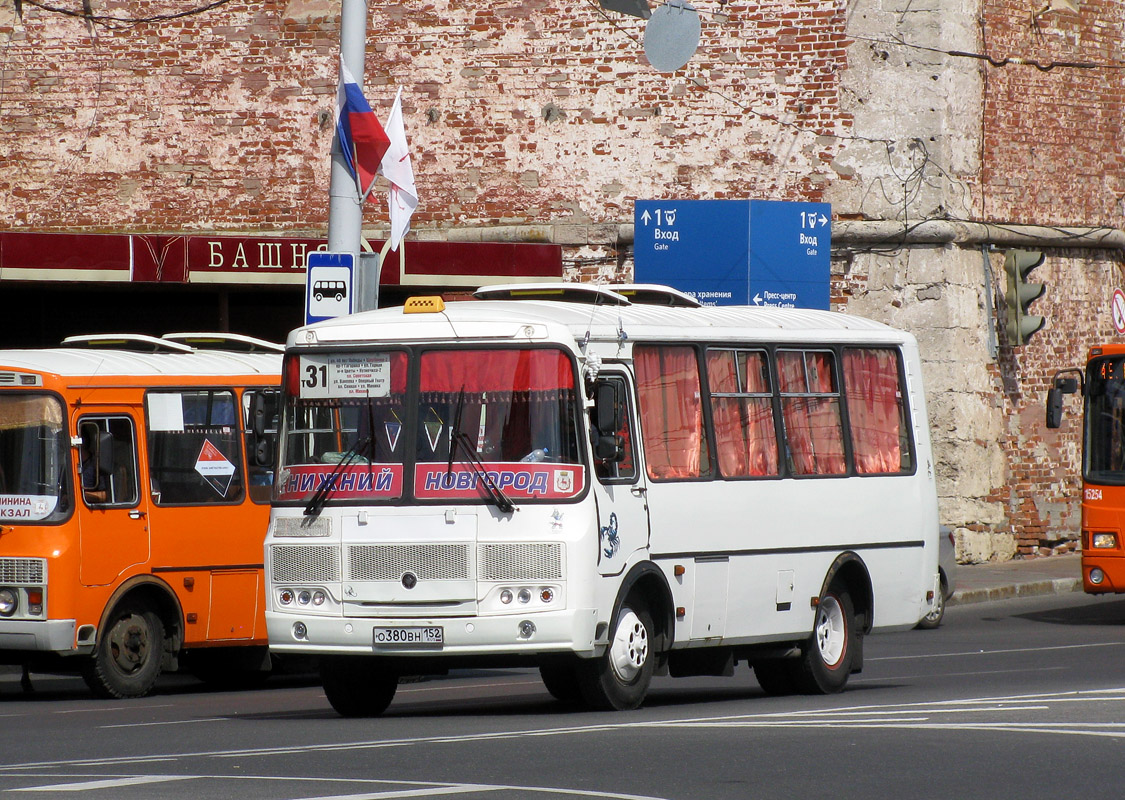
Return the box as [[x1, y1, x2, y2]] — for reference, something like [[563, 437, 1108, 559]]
[[348, 544, 470, 582], [271, 546, 341, 583], [0, 558, 45, 584], [477, 543, 563, 582]]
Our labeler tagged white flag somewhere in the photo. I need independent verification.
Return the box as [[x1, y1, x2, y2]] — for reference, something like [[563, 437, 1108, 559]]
[[378, 88, 418, 251]]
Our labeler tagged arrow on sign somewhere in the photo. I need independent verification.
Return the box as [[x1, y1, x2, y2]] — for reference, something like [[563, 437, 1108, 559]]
[[641, 210, 652, 226], [819, 214, 828, 226]]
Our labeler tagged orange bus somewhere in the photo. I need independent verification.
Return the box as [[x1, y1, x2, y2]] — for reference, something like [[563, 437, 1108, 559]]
[[1048, 344, 1125, 594], [0, 334, 281, 697]]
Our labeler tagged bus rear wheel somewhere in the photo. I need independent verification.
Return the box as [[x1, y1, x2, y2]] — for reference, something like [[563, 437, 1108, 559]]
[[539, 657, 583, 704], [82, 603, 165, 699], [577, 601, 655, 710], [320, 656, 398, 717], [795, 588, 856, 694]]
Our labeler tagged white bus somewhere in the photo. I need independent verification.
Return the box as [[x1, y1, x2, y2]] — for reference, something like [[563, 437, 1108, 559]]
[[265, 284, 940, 716]]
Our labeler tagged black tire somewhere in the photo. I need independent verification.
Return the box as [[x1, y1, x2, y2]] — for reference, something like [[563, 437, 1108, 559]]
[[539, 659, 584, 705], [82, 603, 165, 699], [754, 659, 798, 696], [314, 292, 323, 301], [320, 656, 398, 717], [795, 588, 856, 694], [915, 571, 948, 630], [576, 601, 655, 710]]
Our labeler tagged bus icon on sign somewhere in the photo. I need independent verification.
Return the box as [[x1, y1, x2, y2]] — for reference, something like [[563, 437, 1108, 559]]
[[313, 281, 347, 302]]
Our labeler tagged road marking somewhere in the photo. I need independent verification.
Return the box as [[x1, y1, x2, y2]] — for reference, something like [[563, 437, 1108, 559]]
[[4, 687, 1125, 774], [100, 718, 226, 730], [868, 640, 1125, 661], [0, 774, 668, 800], [9, 775, 193, 792]]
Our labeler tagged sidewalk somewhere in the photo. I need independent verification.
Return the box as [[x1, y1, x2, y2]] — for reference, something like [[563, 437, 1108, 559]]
[[948, 552, 1083, 606]]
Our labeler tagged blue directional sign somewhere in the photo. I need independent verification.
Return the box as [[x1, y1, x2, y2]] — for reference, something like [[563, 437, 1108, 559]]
[[633, 199, 830, 309], [305, 251, 355, 325]]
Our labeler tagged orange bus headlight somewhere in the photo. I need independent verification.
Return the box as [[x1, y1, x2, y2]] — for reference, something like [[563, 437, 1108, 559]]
[[0, 589, 17, 617], [1092, 532, 1118, 549]]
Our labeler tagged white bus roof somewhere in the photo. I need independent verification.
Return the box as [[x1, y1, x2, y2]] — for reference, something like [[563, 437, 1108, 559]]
[[0, 348, 281, 381], [291, 291, 913, 351]]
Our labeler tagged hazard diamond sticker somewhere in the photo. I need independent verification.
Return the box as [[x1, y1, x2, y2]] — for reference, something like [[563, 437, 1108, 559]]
[[195, 439, 236, 497]]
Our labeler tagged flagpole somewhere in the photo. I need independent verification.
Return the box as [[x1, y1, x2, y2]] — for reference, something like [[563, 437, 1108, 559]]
[[328, 0, 374, 311]]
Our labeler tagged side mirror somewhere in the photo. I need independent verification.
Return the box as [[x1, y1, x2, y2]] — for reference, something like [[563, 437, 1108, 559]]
[[1046, 387, 1064, 429], [594, 434, 625, 462], [97, 432, 115, 476], [249, 392, 270, 437], [254, 437, 274, 468], [1046, 374, 1080, 429], [594, 381, 623, 435]]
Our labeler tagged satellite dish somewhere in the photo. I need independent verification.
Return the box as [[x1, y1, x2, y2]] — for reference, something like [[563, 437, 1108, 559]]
[[644, 0, 700, 73]]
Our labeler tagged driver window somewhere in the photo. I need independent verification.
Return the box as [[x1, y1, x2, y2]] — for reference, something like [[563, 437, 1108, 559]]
[[592, 375, 637, 483], [78, 416, 139, 507]]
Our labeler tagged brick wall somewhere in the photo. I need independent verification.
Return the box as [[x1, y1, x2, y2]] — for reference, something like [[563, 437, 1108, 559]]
[[0, 0, 851, 235], [982, 0, 1125, 224]]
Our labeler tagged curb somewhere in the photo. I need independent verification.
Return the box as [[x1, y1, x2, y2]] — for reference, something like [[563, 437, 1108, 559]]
[[949, 577, 1083, 607]]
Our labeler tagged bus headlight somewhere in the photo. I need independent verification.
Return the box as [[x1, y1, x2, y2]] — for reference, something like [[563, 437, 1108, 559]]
[[1092, 532, 1117, 549], [1090, 568, 1106, 585], [0, 589, 17, 617]]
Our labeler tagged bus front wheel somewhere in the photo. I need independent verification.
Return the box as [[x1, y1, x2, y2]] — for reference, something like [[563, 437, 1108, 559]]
[[82, 603, 165, 699], [796, 588, 856, 694], [320, 656, 398, 717], [577, 601, 655, 710]]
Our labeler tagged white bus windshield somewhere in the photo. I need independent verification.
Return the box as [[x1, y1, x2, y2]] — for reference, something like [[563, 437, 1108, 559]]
[[276, 347, 585, 506], [0, 394, 69, 523]]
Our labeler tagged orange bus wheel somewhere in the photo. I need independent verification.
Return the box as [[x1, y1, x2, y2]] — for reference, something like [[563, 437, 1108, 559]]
[[82, 603, 165, 699]]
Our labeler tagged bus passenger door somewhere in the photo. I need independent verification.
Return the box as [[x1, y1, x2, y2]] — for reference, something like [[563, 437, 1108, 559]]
[[590, 372, 651, 576], [75, 412, 150, 587]]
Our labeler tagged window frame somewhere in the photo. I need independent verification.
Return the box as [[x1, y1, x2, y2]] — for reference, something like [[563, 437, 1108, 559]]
[[144, 387, 247, 507]]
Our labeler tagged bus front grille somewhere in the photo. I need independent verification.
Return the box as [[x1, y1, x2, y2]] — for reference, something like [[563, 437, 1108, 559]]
[[348, 544, 470, 582], [478, 543, 562, 581], [271, 546, 340, 583], [0, 558, 45, 584]]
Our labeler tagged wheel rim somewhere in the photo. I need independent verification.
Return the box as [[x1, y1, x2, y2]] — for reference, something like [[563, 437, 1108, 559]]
[[609, 608, 649, 683], [924, 590, 945, 622], [107, 613, 152, 676], [814, 595, 847, 668]]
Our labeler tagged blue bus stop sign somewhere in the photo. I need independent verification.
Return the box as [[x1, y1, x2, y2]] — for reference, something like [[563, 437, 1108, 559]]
[[305, 251, 355, 325], [634, 199, 830, 309]]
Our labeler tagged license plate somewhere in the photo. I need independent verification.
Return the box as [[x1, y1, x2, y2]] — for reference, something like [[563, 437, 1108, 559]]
[[372, 626, 444, 648]]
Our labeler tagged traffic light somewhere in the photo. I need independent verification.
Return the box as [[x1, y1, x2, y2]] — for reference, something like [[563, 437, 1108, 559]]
[[1003, 249, 1046, 345]]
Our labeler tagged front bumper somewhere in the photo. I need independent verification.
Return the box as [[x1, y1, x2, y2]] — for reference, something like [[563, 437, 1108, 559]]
[[0, 619, 78, 653], [267, 607, 599, 658]]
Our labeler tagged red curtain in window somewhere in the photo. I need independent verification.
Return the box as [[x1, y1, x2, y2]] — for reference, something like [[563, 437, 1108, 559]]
[[778, 351, 845, 475], [707, 351, 778, 477], [844, 348, 903, 473], [635, 345, 705, 479], [420, 349, 573, 393]]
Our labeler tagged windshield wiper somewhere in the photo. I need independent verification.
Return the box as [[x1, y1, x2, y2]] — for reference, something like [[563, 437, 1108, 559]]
[[447, 388, 515, 513], [303, 435, 371, 520]]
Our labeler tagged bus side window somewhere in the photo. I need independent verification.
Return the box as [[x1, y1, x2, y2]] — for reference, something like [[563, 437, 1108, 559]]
[[592, 376, 637, 483], [146, 390, 245, 505], [78, 417, 139, 507]]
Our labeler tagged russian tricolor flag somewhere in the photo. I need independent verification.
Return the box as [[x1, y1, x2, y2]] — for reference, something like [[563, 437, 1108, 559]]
[[334, 57, 391, 201]]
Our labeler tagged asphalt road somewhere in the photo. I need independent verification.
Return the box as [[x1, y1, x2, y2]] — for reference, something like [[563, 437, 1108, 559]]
[[1, 591, 1124, 800]]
